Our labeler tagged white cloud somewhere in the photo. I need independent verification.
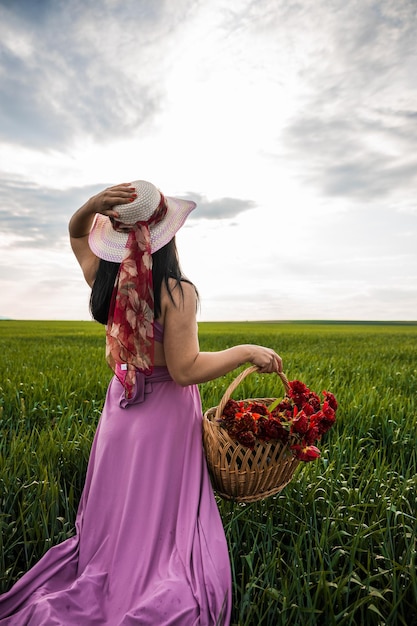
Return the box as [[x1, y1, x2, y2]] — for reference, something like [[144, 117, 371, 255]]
[[0, 0, 416, 320]]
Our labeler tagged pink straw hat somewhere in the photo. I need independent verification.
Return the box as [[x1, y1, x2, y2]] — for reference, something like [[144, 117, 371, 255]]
[[88, 180, 196, 262]]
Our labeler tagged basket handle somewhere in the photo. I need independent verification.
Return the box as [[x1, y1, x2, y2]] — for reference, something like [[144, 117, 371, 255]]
[[214, 365, 290, 421]]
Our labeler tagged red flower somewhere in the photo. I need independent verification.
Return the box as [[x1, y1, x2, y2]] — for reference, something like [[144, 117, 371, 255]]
[[258, 416, 289, 444], [304, 425, 321, 445], [221, 399, 241, 420], [236, 431, 257, 449], [305, 391, 321, 412], [218, 379, 337, 462], [290, 380, 309, 395], [272, 398, 293, 414], [301, 402, 315, 416], [290, 410, 309, 435], [228, 412, 256, 436], [251, 412, 264, 422], [323, 390, 338, 411], [291, 444, 321, 462], [248, 402, 270, 416], [311, 407, 336, 435], [288, 380, 309, 408]]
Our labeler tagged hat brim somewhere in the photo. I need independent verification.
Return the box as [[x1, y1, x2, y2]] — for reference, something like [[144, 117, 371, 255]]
[[88, 196, 196, 263]]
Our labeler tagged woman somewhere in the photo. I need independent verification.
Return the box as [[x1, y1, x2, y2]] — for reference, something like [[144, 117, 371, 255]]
[[0, 180, 283, 625]]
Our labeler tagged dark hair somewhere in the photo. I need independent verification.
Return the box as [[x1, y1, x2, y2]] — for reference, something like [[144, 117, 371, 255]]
[[89, 237, 197, 325]]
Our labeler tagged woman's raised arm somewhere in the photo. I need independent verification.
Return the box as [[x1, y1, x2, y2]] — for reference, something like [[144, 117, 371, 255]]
[[68, 183, 136, 285]]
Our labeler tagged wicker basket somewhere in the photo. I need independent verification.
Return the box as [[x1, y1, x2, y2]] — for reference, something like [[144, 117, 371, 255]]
[[203, 365, 301, 503]]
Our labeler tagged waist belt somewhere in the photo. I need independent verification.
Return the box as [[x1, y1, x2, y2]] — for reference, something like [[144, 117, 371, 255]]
[[115, 364, 173, 408]]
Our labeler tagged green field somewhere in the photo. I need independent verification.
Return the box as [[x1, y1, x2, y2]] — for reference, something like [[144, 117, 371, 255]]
[[0, 320, 416, 625]]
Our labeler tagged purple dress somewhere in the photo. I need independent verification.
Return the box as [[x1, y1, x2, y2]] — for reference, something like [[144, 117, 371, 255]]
[[0, 322, 231, 625]]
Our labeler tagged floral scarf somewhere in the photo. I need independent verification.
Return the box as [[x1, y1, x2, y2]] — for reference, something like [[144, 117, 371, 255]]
[[106, 197, 167, 398]]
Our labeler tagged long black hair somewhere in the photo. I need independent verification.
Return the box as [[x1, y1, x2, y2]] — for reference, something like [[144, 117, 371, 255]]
[[89, 237, 197, 325]]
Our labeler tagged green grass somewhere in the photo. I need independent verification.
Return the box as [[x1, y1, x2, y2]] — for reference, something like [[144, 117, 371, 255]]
[[1, 320, 416, 625]]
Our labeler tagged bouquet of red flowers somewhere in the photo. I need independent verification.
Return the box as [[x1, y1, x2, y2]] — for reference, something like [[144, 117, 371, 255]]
[[219, 380, 337, 462]]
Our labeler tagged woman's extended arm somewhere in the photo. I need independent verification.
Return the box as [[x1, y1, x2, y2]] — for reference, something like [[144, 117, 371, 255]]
[[162, 281, 283, 386], [69, 183, 136, 285]]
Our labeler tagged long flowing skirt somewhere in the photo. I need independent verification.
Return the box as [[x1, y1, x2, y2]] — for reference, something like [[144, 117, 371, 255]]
[[0, 368, 231, 625]]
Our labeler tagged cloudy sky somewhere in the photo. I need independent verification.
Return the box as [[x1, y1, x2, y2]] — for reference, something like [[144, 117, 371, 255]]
[[0, 0, 416, 321]]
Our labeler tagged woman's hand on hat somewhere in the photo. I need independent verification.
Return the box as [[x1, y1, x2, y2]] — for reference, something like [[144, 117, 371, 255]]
[[247, 345, 283, 374], [90, 183, 137, 218]]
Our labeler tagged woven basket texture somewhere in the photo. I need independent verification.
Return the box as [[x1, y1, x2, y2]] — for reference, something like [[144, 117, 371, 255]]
[[203, 366, 301, 503]]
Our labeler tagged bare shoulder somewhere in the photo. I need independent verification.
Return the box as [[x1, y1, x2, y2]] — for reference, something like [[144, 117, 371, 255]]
[[160, 279, 199, 344], [161, 279, 198, 315]]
